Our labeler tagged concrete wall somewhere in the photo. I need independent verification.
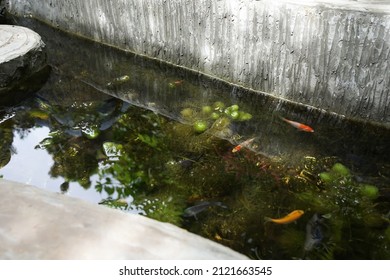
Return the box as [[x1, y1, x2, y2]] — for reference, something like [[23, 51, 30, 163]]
[[5, 0, 390, 125]]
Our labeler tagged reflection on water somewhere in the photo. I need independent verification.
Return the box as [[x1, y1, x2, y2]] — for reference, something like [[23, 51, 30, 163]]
[[1, 127, 58, 189], [0, 122, 109, 204], [0, 17, 389, 259]]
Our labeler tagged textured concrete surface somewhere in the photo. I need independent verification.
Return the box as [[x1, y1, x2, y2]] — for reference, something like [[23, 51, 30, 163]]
[[5, 0, 390, 125], [0, 25, 41, 64], [0, 179, 248, 259], [0, 24, 46, 92]]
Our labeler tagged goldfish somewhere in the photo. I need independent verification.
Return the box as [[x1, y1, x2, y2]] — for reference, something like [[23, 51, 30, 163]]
[[232, 137, 256, 153], [281, 117, 314, 133], [265, 210, 304, 224]]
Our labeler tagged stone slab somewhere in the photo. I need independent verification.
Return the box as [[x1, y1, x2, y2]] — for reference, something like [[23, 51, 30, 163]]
[[0, 179, 248, 259]]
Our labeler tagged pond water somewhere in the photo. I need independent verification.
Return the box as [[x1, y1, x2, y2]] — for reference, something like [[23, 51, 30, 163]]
[[1, 17, 389, 259]]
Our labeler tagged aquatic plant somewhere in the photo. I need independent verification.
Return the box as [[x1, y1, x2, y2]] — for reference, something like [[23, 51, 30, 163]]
[[6, 91, 388, 260], [102, 141, 123, 159], [180, 100, 252, 135], [294, 162, 389, 259], [193, 120, 208, 133], [98, 197, 129, 210], [135, 192, 187, 226], [136, 133, 159, 149]]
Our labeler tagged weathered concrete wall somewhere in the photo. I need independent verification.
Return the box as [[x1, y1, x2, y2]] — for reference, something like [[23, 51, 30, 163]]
[[5, 0, 390, 124]]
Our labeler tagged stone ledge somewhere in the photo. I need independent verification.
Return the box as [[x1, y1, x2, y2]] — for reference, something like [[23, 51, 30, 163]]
[[0, 25, 46, 90], [0, 179, 248, 259]]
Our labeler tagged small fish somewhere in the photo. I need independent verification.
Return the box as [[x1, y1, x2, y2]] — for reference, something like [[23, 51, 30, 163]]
[[304, 213, 325, 252], [265, 210, 305, 224], [281, 117, 314, 133], [232, 137, 256, 153], [183, 201, 227, 219], [168, 80, 184, 88]]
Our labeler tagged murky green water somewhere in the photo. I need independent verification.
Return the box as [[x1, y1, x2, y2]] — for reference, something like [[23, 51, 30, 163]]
[[1, 17, 389, 259]]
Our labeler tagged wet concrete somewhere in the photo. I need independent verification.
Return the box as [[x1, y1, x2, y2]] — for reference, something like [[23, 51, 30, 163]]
[[5, 0, 390, 125], [0, 179, 248, 259]]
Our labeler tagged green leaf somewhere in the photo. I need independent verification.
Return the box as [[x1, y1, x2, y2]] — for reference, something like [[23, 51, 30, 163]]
[[137, 133, 159, 148]]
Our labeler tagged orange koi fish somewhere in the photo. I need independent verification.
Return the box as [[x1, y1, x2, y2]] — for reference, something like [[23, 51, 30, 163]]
[[174, 80, 184, 85], [281, 117, 314, 133], [232, 137, 255, 153], [265, 210, 305, 224]]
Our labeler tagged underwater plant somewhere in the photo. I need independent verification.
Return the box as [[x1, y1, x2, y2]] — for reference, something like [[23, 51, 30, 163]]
[[180, 100, 252, 134], [294, 162, 389, 259]]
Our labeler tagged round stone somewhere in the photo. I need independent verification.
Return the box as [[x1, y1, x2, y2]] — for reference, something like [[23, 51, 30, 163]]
[[0, 25, 46, 91], [0, 25, 43, 63]]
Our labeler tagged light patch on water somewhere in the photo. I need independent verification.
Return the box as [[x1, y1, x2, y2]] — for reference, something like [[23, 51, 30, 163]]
[[0, 126, 104, 204], [1, 126, 56, 188]]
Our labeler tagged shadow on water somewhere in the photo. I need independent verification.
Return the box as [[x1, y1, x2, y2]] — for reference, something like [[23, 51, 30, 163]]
[[1, 16, 389, 259]]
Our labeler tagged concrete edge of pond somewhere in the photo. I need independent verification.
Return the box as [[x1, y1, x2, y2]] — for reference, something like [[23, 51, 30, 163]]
[[4, 0, 390, 125], [0, 179, 249, 260], [0, 24, 46, 91]]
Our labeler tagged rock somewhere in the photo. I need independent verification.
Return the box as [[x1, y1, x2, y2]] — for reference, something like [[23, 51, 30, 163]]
[[0, 25, 47, 103], [0, 179, 248, 259]]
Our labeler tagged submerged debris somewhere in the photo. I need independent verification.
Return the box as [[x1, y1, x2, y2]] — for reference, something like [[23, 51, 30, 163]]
[[183, 201, 228, 219], [304, 213, 326, 252], [106, 75, 130, 88]]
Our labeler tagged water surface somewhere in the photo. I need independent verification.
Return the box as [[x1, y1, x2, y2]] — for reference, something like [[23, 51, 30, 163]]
[[1, 17, 389, 259]]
